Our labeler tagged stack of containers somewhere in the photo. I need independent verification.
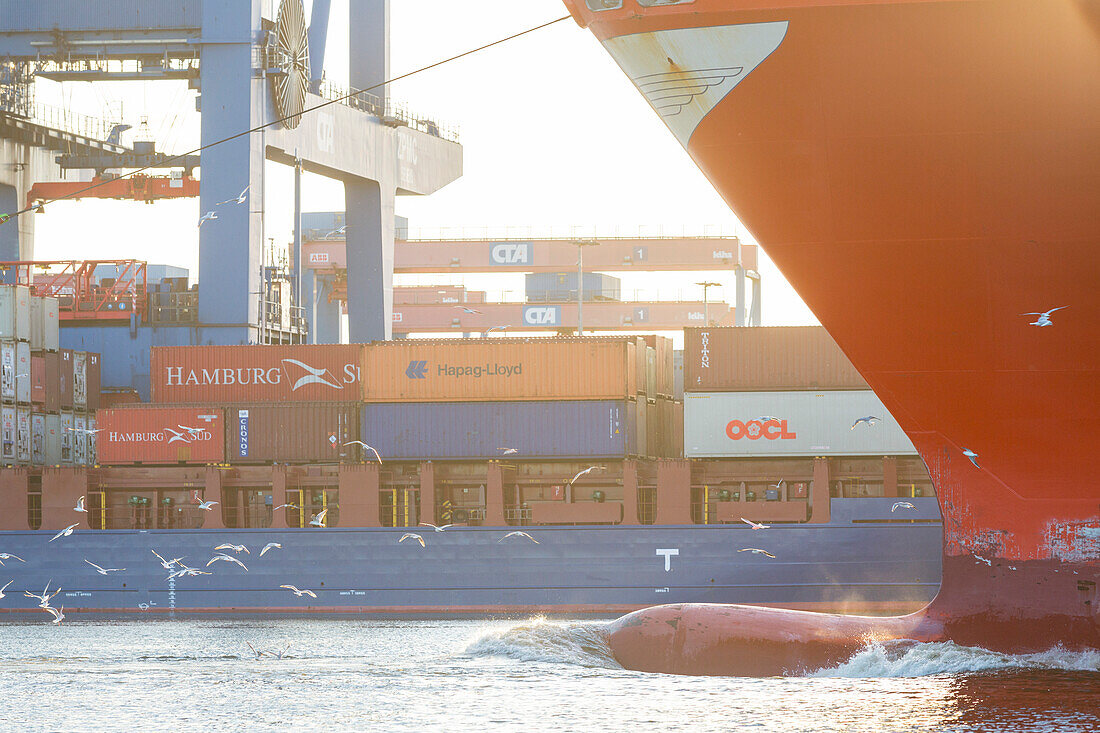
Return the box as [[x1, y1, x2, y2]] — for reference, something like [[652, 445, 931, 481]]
[[681, 326, 917, 459], [97, 344, 364, 466], [639, 335, 682, 459], [359, 337, 672, 461], [0, 285, 98, 466]]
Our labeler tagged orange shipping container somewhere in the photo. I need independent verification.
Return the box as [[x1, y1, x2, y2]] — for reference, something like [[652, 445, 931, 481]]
[[96, 406, 225, 465], [361, 337, 638, 402]]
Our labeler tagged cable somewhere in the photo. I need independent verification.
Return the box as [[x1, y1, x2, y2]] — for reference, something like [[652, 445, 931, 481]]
[[0, 14, 572, 223]]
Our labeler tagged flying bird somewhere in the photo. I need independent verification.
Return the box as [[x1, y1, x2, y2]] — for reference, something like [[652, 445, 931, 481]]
[[216, 185, 249, 206], [891, 501, 916, 512], [73, 496, 88, 512], [419, 523, 454, 533], [44, 605, 65, 625], [1020, 306, 1068, 327], [197, 500, 219, 511], [207, 554, 248, 571], [323, 225, 347, 239], [738, 548, 776, 558], [499, 447, 518, 455], [48, 524, 79, 542], [498, 531, 539, 544], [84, 559, 125, 575], [344, 441, 382, 464], [740, 518, 770, 530], [484, 325, 508, 336], [568, 466, 604, 486], [273, 503, 299, 511], [455, 306, 483, 315], [754, 416, 781, 423], [214, 543, 250, 555], [961, 447, 981, 469], [399, 533, 425, 547], [0, 552, 25, 566], [851, 416, 881, 430], [280, 584, 317, 598], [259, 542, 282, 557], [0, 580, 11, 598], [151, 550, 184, 570], [770, 480, 786, 491], [167, 566, 212, 580], [309, 509, 328, 528], [198, 211, 218, 227]]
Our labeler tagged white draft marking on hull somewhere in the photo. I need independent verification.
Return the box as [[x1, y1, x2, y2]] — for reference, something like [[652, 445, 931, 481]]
[[603, 22, 789, 146]]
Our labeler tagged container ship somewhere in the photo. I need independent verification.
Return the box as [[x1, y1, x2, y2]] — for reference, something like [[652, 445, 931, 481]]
[[0, 285, 942, 617], [561, 0, 1100, 674]]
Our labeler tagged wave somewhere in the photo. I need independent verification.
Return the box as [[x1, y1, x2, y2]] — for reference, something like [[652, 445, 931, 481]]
[[811, 640, 1100, 678], [462, 617, 620, 668]]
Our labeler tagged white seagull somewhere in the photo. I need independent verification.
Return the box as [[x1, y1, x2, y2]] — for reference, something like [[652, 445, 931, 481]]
[[419, 523, 454, 533], [151, 550, 184, 570], [216, 185, 249, 207], [399, 533, 425, 548], [961, 448, 981, 469], [259, 542, 282, 557], [207, 554, 248, 571], [168, 566, 212, 580], [48, 524, 79, 542], [0, 579, 11, 599], [891, 501, 916, 512], [84, 559, 125, 575], [1020, 306, 1068, 327], [344, 440, 382, 464], [851, 416, 881, 430], [568, 466, 604, 486], [741, 518, 770, 530], [0, 553, 25, 566], [44, 605, 65, 625], [214, 543, 250, 555], [73, 496, 88, 512], [197, 500, 219, 511], [280, 584, 317, 598], [498, 531, 539, 544], [197, 211, 218, 227], [484, 325, 509, 336], [499, 447, 518, 455], [309, 509, 328, 528], [738, 548, 776, 558], [754, 416, 781, 423], [273, 503, 299, 511], [455, 305, 483, 315]]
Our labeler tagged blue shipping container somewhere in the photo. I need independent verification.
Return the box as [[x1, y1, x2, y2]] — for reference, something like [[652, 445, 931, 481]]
[[362, 400, 644, 460]]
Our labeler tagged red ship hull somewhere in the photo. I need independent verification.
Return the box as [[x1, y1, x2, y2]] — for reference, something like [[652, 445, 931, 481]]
[[564, 0, 1100, 674]]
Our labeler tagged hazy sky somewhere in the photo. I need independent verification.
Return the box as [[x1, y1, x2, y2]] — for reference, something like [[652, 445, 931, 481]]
[[31, 0, 818, 331]]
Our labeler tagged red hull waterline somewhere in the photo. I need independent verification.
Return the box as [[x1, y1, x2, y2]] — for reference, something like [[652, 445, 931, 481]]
[[564, 0, 1100, 675]]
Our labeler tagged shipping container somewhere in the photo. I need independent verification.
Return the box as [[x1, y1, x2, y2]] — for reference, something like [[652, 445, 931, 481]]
[[74, 413, 87, 465], [16, 407, 30, 463], [0, 286, 15, 341], [361, 400, 644, 460], [44, 351, 59, 413], [646, 397, 683, 459], [673, 349, 684, 399], [683, 326, 869, 392], [73, 351, 87, 409], [59, 349, 74, 409], [96, 406, 225, 465], [42, 297, 59, 351], [225, 403, 358, 464], [525, 272, 621, 302], [362, 338, 638, 403], [31, 413, 45, 464], [86, 352, 101, 410], [1, 405, 14, 462], [0, 342, 13, 403], [639, 335, 675, 398], [150, 344, 365, 404], [0, 285, 32, 343], [683, 391, 917, 458], [15, 341, 29, 404], [30, 354, 45, 405], [60, 411, 73, 463], [29, 297, 43, 350], [45, 414, 61, 465]]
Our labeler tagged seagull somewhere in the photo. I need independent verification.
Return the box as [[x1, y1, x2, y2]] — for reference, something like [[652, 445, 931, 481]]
[[961, 448, 981, 469], [1020, 306, 1068, 327], [25, 583, 60, 609], [851, 416, 881, 430], [974, 554, 992, 566], [259, 542, 282, 556], [280, 584, 317, 598], [754, 416, 781, 423], [419, 523, 454, 533], [499, 447, 518, 455], [48, 524, 79, 542], [214, 543, 250, 555], [273, 503, 299, 511], [198, 211, 218, 228], [73, 496, 88, 512], [151, 550, 184, 570], [455, 306, 483, 315], [84, 559, 125, 575], [206, 554, 248, 571], [484, 325, 508, 336], [0, 553, 25, 566], [0, 580, 11, 599], [197, 500, 219, 511], [891, 501, 916, 512], [770, 480, 786, 491], [216, 185, 249, 207], [309, 509, 328, 528], [738, 548, 776, 558], [168, 566, 212, 580], [741, 518, 770, 530], [322, 225, 347, 239], [344, 441, 382, 464], [44, 605, 64, 625], [568, 466, 604, 486], [498, 531, 539, 544], [399, 533, 425, 547]]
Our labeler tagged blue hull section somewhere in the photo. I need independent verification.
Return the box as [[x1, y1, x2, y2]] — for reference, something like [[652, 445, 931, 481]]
[[0, 499, 942, 615]]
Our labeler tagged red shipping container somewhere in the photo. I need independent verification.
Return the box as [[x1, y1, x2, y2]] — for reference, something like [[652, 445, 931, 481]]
[[223, 403, 359, 464], [59, 349, 74, 409], [150, 344, 364, 404], [44, 351, 60, 413], [86, 352, 101, 411], [30, 354, 45, 405], [96, 406, 225, 465]]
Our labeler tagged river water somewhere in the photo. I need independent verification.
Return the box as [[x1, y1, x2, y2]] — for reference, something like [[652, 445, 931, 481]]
[[1, 616, 1098, 731]]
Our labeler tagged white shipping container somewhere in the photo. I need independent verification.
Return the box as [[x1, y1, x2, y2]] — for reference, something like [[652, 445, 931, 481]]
[[0, 286, 15, 340], [86, 414, 97, 465], [16, 407, 30, 463], [1, 405, 14, 461], [42, 297, 59, 352], [73, 351, 87, 409], [683, 391, 918, 458], [45, 414, 61, 465], [14, 285, 30, 343], [74, 413, 88, 465], [0, 341, 14, 402], [31, 413, 45, 464], [15, 341, 29, 403], [29, 297, 43, 350], [60, 411, 73, 463]]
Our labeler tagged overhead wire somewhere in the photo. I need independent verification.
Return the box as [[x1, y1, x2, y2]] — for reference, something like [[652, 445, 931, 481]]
[[0, 13, 572, 223]]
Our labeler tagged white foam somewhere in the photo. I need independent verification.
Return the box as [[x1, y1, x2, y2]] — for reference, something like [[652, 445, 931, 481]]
[[811, 640, 1100, 678], [462, 617, 620, 669]]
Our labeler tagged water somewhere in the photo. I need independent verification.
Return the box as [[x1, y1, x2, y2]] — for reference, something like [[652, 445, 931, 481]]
[[1, 616, 1098, 732]]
